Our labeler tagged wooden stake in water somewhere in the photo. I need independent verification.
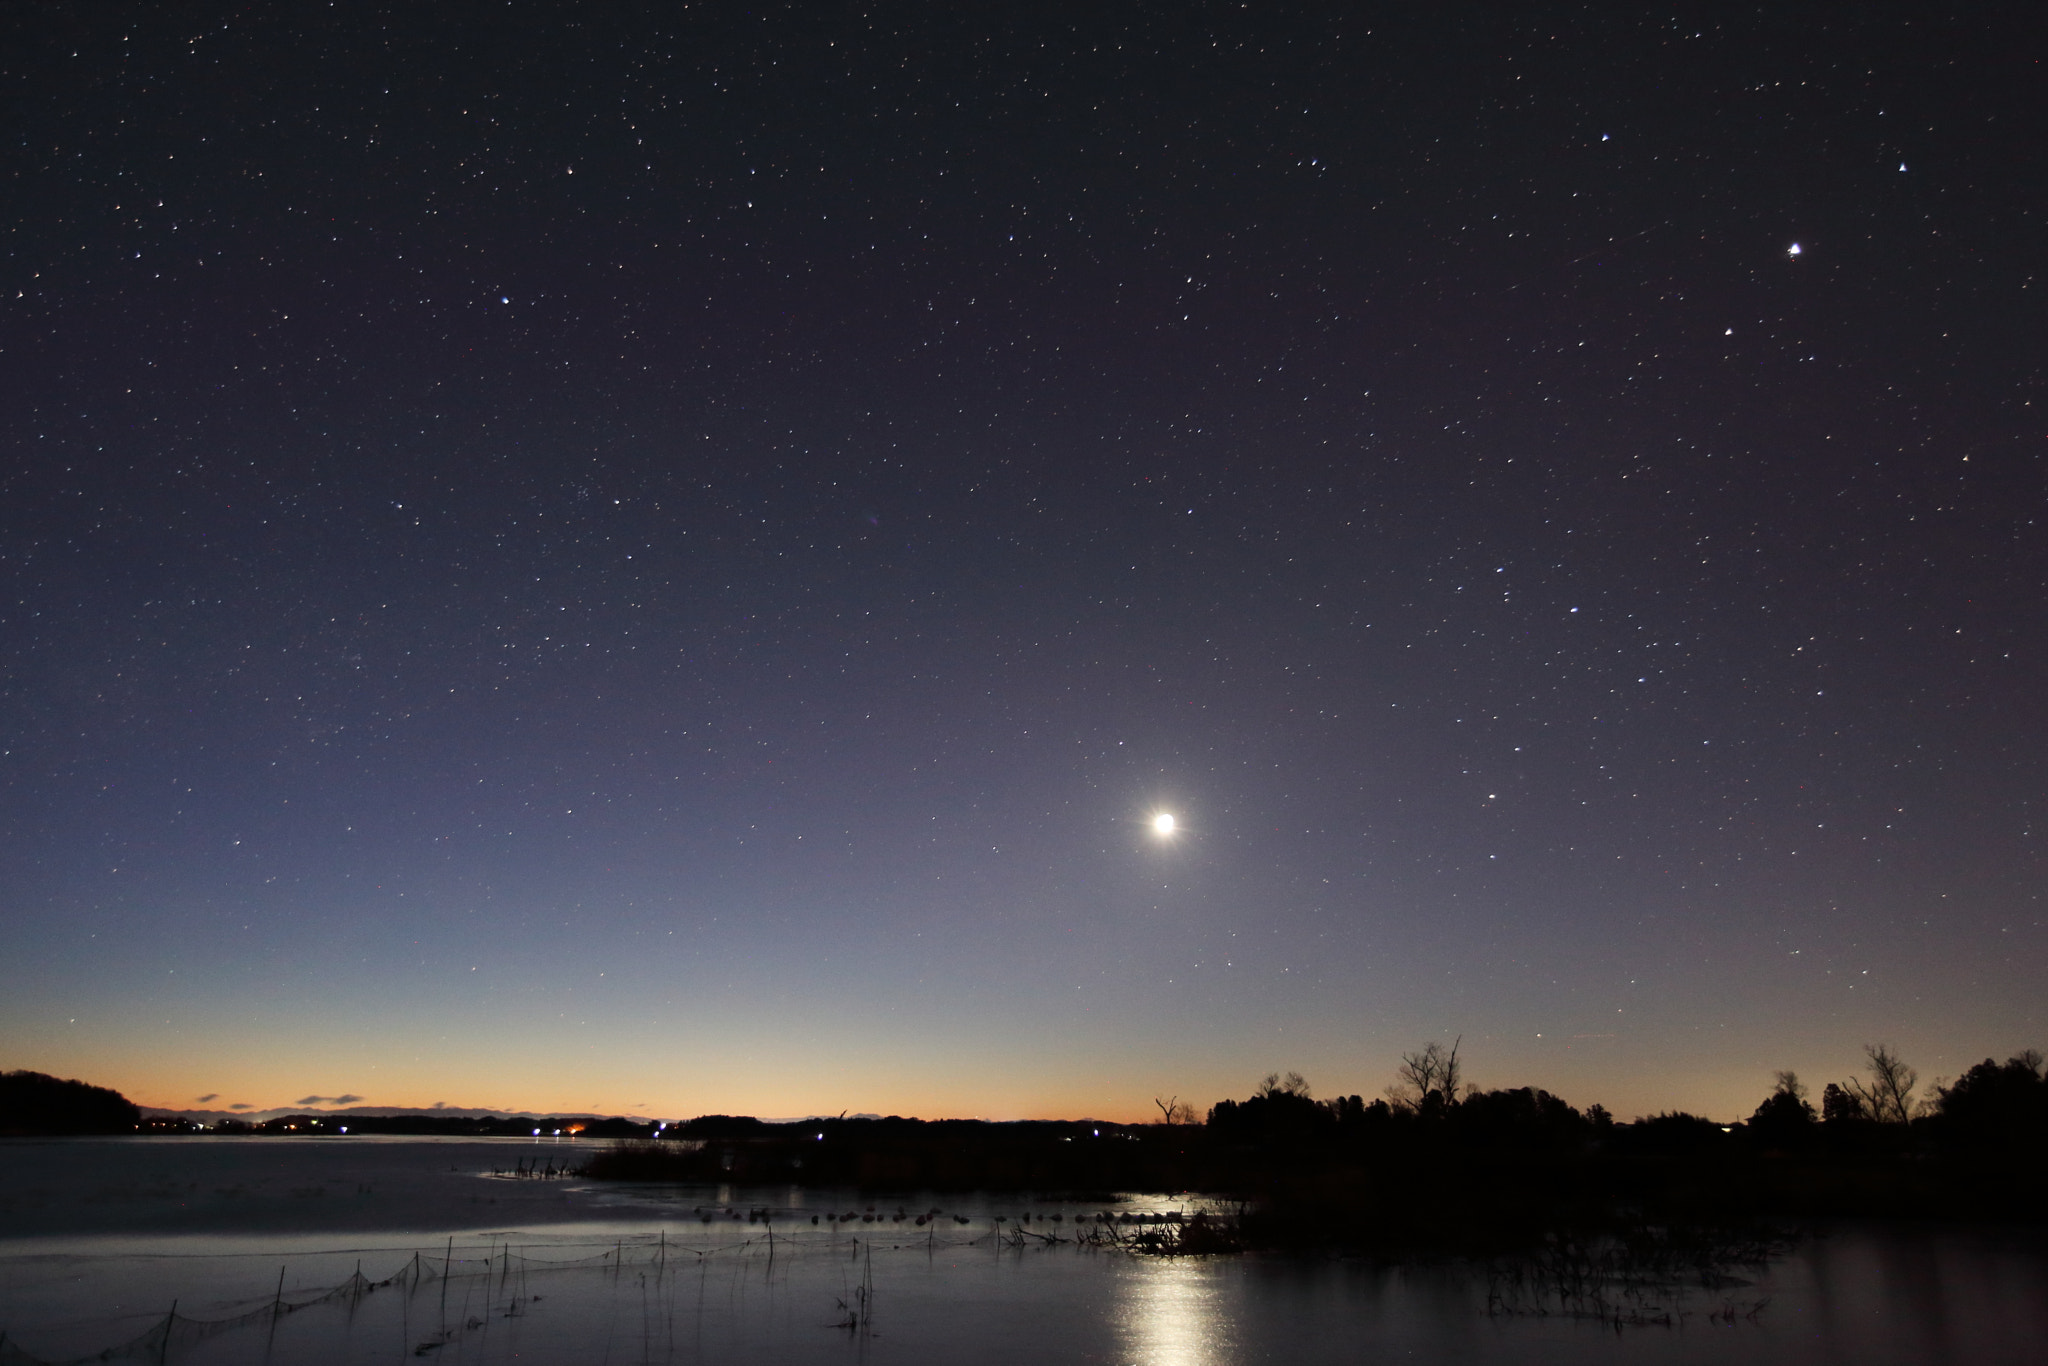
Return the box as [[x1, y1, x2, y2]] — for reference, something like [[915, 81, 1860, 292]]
[[266, 1264, 286, 1353]]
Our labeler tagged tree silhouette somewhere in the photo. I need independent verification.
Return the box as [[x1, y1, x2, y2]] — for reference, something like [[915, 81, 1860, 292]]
[[1255, 1071, 1312, 1100], [1613, 1111, 1726, 1157], [1848, 1043, 1919, 1124], [1452, 1087, 1589, 1152], [1821, 1081, 1867, 1125], [1930, 1050, 2047, 1152], [1208, 1072, 1327, 1146], [1747, 1070, 1817, 1147], [1390, 1039, 1462, 1113]]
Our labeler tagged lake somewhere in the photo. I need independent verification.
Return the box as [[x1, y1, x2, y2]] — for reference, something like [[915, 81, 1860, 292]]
[[2, 1137, 2044, 1364]]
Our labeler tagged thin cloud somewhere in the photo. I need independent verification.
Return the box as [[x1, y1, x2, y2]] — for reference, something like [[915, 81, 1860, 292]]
[[293, 1094, 365, 1107], [230, 1103, 253, 1111], [196, 1093, 219, 1104]]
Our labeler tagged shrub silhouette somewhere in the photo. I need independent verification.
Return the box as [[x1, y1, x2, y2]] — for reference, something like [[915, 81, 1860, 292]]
[[1610, 1111, 1726, 1158], [1451, 1087, 1590, 1153]]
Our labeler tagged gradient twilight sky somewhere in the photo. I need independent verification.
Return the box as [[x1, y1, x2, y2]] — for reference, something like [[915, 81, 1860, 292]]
[[3, 3, 2041, 1125]]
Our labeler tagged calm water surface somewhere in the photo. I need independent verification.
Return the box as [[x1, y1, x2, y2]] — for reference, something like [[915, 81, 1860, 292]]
[[2, 1138, 2044, 1364]]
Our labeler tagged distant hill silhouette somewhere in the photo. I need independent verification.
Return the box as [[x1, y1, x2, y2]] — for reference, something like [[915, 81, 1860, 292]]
[[0, 1070, 141, 1135]]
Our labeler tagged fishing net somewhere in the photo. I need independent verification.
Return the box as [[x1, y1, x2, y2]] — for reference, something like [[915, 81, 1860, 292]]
[[0, 1229, 944, 1365], [0, 1242, 676, 1366], [0, 1209, 1186, 1364]]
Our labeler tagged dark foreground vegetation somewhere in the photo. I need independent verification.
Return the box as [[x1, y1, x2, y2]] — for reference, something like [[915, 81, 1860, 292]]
[[581, 1045, 2048, 1256]]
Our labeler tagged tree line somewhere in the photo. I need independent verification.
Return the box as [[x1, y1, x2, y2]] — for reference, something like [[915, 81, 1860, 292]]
[[1193, 1039, 2048, 1162]]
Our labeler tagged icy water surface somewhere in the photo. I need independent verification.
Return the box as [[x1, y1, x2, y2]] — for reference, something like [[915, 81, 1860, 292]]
[[3, 1137, 2046, 1364]]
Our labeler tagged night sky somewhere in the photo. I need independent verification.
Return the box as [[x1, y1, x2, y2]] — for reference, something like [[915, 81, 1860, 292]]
[[4, 3, 2041, 1124]]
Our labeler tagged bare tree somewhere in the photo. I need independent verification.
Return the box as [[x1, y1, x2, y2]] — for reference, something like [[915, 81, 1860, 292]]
[[1848, 1043, 1919, 1124], [1390, 1038, 1462, 1112], [1254, 1071, 1312, 1100], [1153, 1095, 1197, 1126], [1771, 1070, 1807, 1101]]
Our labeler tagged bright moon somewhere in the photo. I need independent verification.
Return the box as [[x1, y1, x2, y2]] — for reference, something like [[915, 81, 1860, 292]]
[[1152, 813, 1177, 836]]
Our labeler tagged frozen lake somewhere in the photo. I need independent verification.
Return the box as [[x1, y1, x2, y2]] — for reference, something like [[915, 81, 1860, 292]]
[[3, 1137, 2045, 1364]]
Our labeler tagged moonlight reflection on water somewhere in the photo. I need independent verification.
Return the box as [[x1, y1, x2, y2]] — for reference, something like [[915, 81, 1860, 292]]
[[1117, 1256, 1232, 1366], [1, 1141, 2045, 1365]]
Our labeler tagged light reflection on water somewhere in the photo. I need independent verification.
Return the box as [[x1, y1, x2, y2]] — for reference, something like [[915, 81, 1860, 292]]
[[1115, 1257, 1234, 1366], [2, 1140, 2045, 1364]]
